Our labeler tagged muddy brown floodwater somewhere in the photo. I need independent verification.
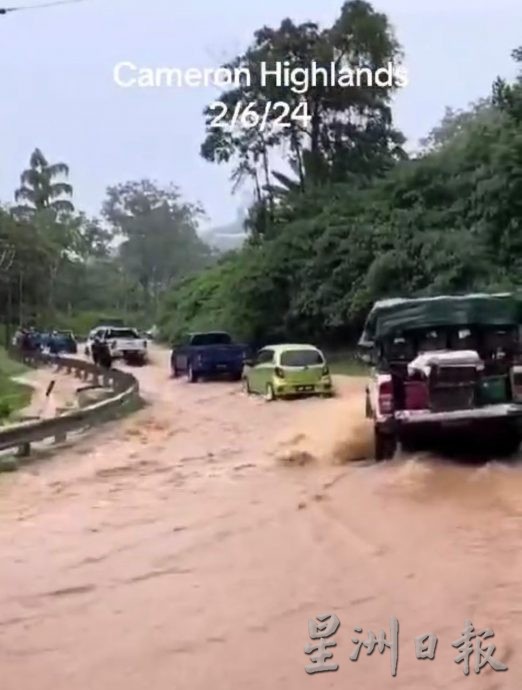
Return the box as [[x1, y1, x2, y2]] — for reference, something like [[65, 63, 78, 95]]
[[2, 346, 522, 689]]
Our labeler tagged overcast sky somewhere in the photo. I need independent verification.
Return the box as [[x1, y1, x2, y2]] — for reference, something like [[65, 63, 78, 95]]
[[1, 0, 521, 229]]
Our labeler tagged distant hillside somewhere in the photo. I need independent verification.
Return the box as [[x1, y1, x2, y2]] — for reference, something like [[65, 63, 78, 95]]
[[200, 214, 247, 253]]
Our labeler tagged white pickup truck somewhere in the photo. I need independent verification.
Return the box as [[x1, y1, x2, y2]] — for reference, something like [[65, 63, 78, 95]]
[[85, 326, 147, 364]]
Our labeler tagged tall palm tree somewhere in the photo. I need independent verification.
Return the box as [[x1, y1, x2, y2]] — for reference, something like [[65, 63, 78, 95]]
[[14, 148, 74, 213]]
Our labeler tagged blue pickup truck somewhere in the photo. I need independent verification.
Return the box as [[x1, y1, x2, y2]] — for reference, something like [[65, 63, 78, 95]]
[[170, 331, 248, 382]]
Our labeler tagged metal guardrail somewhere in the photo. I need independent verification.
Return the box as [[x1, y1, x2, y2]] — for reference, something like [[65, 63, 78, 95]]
[[0, 350, 140, 457]]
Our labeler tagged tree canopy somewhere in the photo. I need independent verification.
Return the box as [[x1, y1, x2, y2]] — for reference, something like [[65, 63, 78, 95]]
[[3, 1, 522, 351], [1, 162, 213, 339], [159, 4, 522, 348]]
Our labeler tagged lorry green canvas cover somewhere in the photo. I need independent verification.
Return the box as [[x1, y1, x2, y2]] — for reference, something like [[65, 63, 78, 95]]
[[359, 293, 521, 345]]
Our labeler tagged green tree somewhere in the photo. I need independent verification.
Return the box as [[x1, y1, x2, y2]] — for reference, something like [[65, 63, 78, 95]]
[[161, 43, 522, 348], [201, 0, 406, 238], [103, 180, 213, 316], [14, 148, 74, 216]]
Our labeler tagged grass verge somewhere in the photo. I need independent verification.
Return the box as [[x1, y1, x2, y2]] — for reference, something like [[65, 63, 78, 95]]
[[0, 348, 32, 422], [326, 351, 371, 377]]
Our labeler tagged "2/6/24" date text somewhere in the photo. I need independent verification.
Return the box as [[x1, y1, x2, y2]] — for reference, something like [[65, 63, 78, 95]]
[[207, 100, 311, 131]]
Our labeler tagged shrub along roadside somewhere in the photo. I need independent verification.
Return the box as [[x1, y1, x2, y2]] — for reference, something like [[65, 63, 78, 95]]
[[158, 46, 522, 350], [0, 348, 32, 422]]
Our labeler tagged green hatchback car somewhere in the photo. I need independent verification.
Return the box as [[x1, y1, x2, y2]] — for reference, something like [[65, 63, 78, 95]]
[[242, 344, 334, 400]]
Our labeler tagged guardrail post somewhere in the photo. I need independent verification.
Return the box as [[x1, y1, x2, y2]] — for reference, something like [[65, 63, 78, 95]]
[[54, 429, 67, 444], [17, 442, 30, 457], [0, 353, 140, 457]]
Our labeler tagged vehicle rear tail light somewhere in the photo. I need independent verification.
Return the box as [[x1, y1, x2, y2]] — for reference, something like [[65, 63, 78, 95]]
[[275, 367, 285, 378], [378, 380, 394, 414], [322, 365, 329, 376]]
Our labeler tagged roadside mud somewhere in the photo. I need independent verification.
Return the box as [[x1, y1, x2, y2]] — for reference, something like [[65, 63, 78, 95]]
[[2, 349, 522, 690]]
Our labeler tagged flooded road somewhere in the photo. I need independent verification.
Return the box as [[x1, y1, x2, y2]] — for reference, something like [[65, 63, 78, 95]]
[[2, 347, 522, 689]]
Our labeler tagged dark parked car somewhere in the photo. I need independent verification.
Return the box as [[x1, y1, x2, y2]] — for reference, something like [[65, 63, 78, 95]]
[[170, 331, 248, 382], [48, 330, 78, 354]]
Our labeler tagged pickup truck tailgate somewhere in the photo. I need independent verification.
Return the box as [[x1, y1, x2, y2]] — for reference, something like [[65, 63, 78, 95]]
[[196, 345, 244, 364], [113, 339, 144, 350]]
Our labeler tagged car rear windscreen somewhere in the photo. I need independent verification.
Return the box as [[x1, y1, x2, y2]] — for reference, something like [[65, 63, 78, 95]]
[[280, 349, 323, 366], [107, 329, 139, 338], [191, 333, 232, 345]]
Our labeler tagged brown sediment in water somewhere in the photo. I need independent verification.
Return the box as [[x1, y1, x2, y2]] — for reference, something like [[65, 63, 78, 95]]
[[276, 378, 374, 465], [2, 355, 522, 690]]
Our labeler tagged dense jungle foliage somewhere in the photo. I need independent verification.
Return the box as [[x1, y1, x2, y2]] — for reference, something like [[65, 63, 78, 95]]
[[2, 1, 521, 351], [0, 152, 213, 341], [158, 1, 522, 347]]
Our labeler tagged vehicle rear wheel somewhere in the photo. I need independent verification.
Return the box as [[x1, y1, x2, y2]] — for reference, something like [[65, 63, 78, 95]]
[[171, 362, 179, 378], [264, 383, 275, 402], [187, 363, 198, 383], [242, 376, 251, 394], [365, 389, 372, 418], [374, 428, 397, 461], [497, 427, 521, 457], [400, 433, 419, 454]]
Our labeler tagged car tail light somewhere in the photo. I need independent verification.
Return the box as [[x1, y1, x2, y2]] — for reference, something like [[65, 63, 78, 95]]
[[322, 365, 329, 376], [275, 366, 285, 378], [378, 379, 394, 415]]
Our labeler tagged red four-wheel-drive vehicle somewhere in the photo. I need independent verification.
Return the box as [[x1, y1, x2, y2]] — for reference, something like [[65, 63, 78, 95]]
[[360, 294, 522, 460]]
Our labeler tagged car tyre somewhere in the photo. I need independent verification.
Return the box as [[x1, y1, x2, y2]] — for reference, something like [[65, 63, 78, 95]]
[[171, 361, 179, 378], [497, 427, 520, 457], [242, 376, 251, 394], [187, 363, 198, 383], [365, 389, 372, 418], [264, 383, 275, 402], [374, 428, 397, 461], [400, 437, 417, 454]]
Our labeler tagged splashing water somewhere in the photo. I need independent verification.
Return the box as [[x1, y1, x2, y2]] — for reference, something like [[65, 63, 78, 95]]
[[275, 379, 375, 465]]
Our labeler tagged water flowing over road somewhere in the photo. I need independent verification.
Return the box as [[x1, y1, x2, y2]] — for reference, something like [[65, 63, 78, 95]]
[[2, 347, 522, 689]]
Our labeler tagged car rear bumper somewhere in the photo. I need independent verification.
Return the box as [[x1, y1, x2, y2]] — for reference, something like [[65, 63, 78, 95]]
[[113, 349, 146, 358], [376, 404, 522, 436], [195, 362, 243, 375], [274, 381, 333, 396], [395, 403, 522, 424]]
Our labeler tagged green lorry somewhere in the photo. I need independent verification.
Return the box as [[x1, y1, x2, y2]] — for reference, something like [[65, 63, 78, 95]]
[[360, 293, 522, 459]]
